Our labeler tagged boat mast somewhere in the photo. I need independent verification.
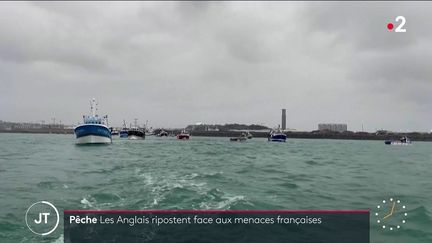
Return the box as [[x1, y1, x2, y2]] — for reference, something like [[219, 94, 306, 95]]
[[90, 98, 97, 117]]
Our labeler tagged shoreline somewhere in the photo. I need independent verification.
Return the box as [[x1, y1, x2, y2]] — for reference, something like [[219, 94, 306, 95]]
[[1, 129, 432, 142]]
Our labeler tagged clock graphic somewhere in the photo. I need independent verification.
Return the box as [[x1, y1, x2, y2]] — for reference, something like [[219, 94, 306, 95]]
[[375, 198, 407, 231]]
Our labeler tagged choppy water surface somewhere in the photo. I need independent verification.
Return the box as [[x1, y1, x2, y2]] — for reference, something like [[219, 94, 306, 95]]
[[0, 133, 431, 242]]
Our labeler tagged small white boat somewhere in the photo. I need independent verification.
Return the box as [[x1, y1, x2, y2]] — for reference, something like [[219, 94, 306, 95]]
[[246, 131, 253, 139], [110, 127, 119, 136], [230, 133, 247, 142], [385, 136, 412, 145], [157, 130, 168, 137]]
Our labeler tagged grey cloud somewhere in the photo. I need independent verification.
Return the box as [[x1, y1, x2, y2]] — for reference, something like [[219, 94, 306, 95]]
[[0, 2, 431, 132], [303, 2, 432, 122]]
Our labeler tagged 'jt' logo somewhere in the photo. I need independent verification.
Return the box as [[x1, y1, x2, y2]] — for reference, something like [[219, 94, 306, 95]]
[[34, 213, 50, 224], [26, 201, 59, 236]]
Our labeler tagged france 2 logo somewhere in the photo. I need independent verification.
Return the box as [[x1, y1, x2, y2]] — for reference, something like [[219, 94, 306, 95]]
[[387, 16, 407, 33]]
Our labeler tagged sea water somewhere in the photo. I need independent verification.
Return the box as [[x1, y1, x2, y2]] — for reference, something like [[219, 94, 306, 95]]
[[0, 133, 431, 242]]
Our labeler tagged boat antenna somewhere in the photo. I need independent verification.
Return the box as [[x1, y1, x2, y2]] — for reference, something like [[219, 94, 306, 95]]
[[90, 98, 97, 117]]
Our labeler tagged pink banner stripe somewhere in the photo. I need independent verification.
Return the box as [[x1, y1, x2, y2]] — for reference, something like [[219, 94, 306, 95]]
[[64, 209, 369, 214]]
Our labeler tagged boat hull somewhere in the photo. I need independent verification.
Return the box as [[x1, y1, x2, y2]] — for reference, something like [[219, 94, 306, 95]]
[[119, 130, 128, 138], [268, 134, 287, 142], [127, 130, 145, 140], [76, 135, 112, 144], [74, 124, 112, 144], [385, 140, 412, 145], [268, 138, 286, 142], [128, 135, 144, 140], [177, 135, 190, 140]]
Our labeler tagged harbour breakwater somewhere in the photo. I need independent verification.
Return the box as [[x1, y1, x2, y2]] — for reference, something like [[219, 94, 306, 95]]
[[1, 128, 432, 141]]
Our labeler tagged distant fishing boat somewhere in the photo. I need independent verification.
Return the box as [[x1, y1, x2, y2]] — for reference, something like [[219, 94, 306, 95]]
[[268, 126, 287, 142], [246, 131, 253, 139], [157, 130, 168, 137], [74, 98, 112, 144], [230, 133, 247, 142], [119, 120, 128, 138], [110, 127, 119, 136], [385, 136, 412, 145], [128, 128, 145, 140], [144, 120, 154, 136], [128, 119, 145, 140], [145, 127, 154, 136], [177, 130, 190, 140]]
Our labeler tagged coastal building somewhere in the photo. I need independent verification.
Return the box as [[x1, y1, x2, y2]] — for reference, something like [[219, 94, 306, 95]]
[[318, 123, 347, 133], [281, 109, 286, 130]]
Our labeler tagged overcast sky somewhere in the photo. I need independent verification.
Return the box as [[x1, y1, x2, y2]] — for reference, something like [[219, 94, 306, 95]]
[[0, 2, 431, 132]]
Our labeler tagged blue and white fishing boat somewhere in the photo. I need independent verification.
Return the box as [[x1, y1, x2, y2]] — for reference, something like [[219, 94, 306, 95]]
[[119, 120, 128, 138], [74, 98, 112, 144], [268, 126, 287, 142]]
